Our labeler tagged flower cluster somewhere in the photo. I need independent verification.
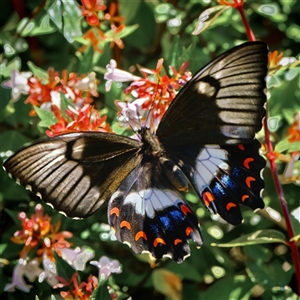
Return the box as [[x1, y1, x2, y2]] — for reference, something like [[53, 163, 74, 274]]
[[5, 204, 122, 296], [5, 204, 73, 291], [104, 58, 192, 132], [79, 1, 126, 53], [2, 68, 110, 137]]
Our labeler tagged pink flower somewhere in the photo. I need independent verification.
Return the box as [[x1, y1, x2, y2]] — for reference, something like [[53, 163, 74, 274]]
[[2, 70, 32, 101], [59, 246, 95, 271], [39, 252, 59, 287], [104, 59, 140, 91], [90, 256, 122, 281], [4, 258, 43, 292]]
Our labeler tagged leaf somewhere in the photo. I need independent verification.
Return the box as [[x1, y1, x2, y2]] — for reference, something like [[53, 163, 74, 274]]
[[34, 106, 57, 128], [211, 229, 287, 247], [0, 130, 31, 151], [152, 269, 182, 300], [47, 0, 63, 29], [192, 6, 228, 35], [202, 275, 252, 299], [53, 251, 75, 281], [0, 57, 21, 77], [27, 61, 49, 84], [30, 15, 56, 36], [90, 279, 111, 300], [61, 0, 82, 43]]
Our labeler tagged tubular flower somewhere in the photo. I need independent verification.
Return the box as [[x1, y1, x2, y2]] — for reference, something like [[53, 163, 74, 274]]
[[1, 70, 32, 101], [90, 256, 122, 281], [111, 58, 191, 132], [46, 103, 111, 137], [56, 273, 98, 300], [80, 0, 106, 26], [4, 258, 43, 292], [11, 204, 73, 259]]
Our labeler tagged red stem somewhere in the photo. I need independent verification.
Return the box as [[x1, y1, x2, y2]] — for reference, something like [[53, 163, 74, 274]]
[[235, 1, 300, 295]]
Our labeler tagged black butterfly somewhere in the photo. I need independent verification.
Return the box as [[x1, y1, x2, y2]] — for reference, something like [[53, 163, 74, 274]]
[[3, 42, 268, 263]]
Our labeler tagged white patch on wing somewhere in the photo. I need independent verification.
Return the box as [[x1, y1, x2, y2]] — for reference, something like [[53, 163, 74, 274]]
[[194, 145, 229, 193], [123, 189, 181, 219]]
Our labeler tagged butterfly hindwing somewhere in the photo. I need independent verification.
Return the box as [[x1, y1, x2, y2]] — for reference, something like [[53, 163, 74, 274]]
[[108, 163, 202, 263], [157, 41, 268, 146], [3, 132, 142, 218], [165, 139, 265, 225]]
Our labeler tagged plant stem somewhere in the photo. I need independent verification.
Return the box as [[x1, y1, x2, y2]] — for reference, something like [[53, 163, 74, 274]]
[[235, 1, 300, 294]]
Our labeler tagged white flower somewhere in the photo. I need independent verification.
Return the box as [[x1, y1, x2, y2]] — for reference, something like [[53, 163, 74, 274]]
[[2, 70, 32, 101], [90, 256, 122, 281], [59, 246, 95, 271], [74, 72, 98, 95], [104, 59, 140, 91], [4, 258, 43, 292], [38, 252, 58, 287]]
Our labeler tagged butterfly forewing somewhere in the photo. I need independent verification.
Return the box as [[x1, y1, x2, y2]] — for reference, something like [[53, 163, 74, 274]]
[[4, 132, 142, 218], [157, 41, 268, 146]]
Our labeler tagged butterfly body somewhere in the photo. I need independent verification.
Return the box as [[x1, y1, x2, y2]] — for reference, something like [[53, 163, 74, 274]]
[[4, 42, 268, 263]]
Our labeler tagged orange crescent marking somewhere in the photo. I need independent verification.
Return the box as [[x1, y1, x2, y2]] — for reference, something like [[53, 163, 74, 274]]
[[120, 221, 131, 230], [185, 227, 193, 236], [135, 231, 148, 241], [243, 157, 254, 169], [181, 204, 192, 215], [241, 195, 249, 202], [246, 176, 256, 188], [226, 202, 237, 210], [153, 237, 166, 247], [174, 239, 182, 246], [110, 207, 119, 217], [203, 192, 215, 206], [238, 144, 245, 150]]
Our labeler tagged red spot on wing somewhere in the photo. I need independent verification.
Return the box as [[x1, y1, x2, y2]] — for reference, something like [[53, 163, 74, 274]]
[[202, 191, 215, 207], [241, 195, 249, 202], [243, 157, 254, 169], [238, 144, 245, 150], [120, 221, 131, 230], [180, 204, 192, 215], [185, 227, 193, 236], [226, 202, 237, 210], [174, 239, 182, 246], [246, 176, 255, 188], [110, 207, 119, 217], [153, 237, 166, 247], [135, 231, 147, 241]]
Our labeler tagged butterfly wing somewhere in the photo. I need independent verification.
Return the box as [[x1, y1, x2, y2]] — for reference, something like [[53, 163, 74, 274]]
[[157, 41, 268, 146], [3, 132, 142, 218], [156, 42, 268, 224], [108, 162, 202, 263], [166, 140, 265, 225]]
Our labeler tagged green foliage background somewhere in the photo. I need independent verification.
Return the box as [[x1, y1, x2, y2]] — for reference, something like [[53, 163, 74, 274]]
[[0, 0, 299, 299]]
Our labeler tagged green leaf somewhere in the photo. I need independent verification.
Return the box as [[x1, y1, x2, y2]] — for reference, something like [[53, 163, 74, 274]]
[[271, 285, 299, 300], [0, 130, 31, 151], [47, 0, 63, 29], [53, 251, 75, 281], [275, 137, 300, 153], [211, 229, 287, 247], [27, 61, 49, 84], [0, 57, 21, 77], [62, 0, 82, 43], [90, 278, 111, 300], [202, 275, 253, 299], [34, 106, 57, 128], [192, 6, 228, 35], [30, 15, 56, 36]]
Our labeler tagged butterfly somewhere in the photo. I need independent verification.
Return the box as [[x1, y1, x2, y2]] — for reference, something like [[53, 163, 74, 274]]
[[3, 41, 268, 263]]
